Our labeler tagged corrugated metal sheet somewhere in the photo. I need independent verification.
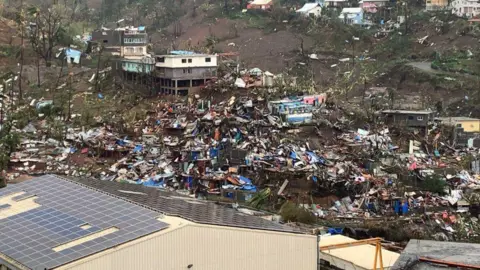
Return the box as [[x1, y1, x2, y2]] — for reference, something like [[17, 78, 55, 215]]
[[56, 224, 316, 270]]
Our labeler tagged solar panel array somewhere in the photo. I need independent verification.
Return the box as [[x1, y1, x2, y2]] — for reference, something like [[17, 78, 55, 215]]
[[0, 175, 168, 269], [70, 176, 304, 234]]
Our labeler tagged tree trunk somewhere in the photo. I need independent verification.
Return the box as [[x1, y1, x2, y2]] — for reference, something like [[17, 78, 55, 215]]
[[94, 46, 103, 92], [19, 0, 24, 101], [37, 56, 41, 86], [53, 57, 65, 105]]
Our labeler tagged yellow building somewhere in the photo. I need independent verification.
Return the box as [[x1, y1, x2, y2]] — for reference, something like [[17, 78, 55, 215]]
[[426, 0, 449, 10], [437, 117, 480, 133], [0, 175, 317, 270]]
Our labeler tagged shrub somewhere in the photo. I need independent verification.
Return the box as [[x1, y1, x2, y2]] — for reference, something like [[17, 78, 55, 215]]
[[280, 201, 315, 224]]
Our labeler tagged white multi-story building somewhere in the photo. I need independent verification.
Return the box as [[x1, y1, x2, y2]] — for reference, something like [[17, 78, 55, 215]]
[[155, 52, 218, 95], [451, 0, 480, 17]]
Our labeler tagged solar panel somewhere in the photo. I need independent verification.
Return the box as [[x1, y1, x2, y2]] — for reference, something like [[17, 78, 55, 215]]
[[0, 175, 168, 269]]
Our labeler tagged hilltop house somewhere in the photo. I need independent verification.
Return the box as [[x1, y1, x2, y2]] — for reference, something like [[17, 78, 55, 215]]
[[247, 0, 273, 10], [451, 0, 480, 17], [296, 2, 323, 17], [324, 0, 349, 7], [90, 26, 148, 57], [339, 7, 364, 24], [425, 0, 449, 10], [154, 51, 218, 96]]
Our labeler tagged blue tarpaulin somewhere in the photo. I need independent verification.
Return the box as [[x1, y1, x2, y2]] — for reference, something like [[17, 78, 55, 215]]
[[133, 145, 143, 153], [143, 178, 164, 188], [238, 176, 252, 185], [240, 185, 257, 192], [170, 50, 196, 55], [209, 148, 219, 158], [327, 228, 344, 235], [305, 151, 325, 165], [116, 139, 126, 146]]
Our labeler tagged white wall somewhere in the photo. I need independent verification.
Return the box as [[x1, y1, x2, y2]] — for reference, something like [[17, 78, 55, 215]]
[[56, 223, 317, 270], [156, 55, 218, 68]]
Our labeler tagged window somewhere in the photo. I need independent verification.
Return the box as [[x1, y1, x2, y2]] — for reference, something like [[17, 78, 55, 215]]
[[205, 57, 211, 62], [417, 116, 424, 121], [157, 57, 165, 63], [139, 47, 144, 53], [183, 69, 187, 73], [103, 40, 108, 43], [182, 59, 186, 63], [188, 59, 192, 63], [188, 68, 192, 73], [408, 116, 414, 120]]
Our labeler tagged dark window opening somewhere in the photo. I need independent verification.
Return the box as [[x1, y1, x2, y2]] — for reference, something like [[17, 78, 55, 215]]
[[188, 59, 192, 63], [103, 40, 108, 43], [408, 116, 414, 120], [157, 57, 165, 63], [182, 59, 186, 63], [205, 57, 211, 62]]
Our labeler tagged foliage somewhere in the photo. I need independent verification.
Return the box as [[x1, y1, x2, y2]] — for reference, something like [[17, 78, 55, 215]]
[[280, 201, 315, 224], [420, 174, 447, 195], [0, 45, 16, 57], [0, 121, 21, 172], [27, 4, 70, 66], [431, 50, 479, 75], [248, 188, 271, 209]]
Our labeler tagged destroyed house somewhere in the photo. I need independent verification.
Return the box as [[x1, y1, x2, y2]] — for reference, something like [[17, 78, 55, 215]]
[[154, 51, 218, 96], [90, 26, 148, 57], [381, 110, 434, 128], [0, 175, 317, 270]]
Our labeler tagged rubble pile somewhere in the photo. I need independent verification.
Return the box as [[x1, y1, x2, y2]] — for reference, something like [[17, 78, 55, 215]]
[[5, 90, 480, 243]]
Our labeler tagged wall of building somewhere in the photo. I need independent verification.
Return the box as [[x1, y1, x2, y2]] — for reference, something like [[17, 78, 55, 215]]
[[385, 113, 431, 127], [121, 46, 147, 57], [91, 30, 122, 46], [56, 223, 316, 270], [426, 0, 448, 9], [459, 120, 480, 133], [156, 55, 218, 68]]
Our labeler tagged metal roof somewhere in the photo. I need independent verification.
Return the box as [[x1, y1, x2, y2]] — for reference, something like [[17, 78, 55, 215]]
[[0, 175, 168, 270], [392, 239, 480, 270], [67, 176, 304, 234], [381, 109, 434, 115]]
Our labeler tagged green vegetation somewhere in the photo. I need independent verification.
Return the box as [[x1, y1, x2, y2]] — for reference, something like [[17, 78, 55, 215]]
[[0, 45, 17, 58], [420, 175, 447, 195], [431, 50, 480, 75], [280, 201, 315, 224]]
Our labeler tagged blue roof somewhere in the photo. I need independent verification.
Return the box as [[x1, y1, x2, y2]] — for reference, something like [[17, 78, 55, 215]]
[[65, 48, 81, 58], [170, 50, 197, 55], [0, 175, 168, 269]]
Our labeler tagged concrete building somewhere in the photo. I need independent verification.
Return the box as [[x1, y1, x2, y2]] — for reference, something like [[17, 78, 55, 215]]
[[338, 8, 364, 24], [392, 239, 480, 269], [0, 175, 317, 270], [296, 3, 323, 17], [90, 26, 148, 57], [425, 0, 449, 10], [247, 0, 273, 10], [436, 116, 480, 133], [381, 110, 434, 129], [452, 0, 480, 17], [324, 0, 349, 8], [155, 51, 218, 95]]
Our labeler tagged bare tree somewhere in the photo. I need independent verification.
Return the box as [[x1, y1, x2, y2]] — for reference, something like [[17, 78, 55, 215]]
[[28, 4, 68, 67], [18, 0, 25, 101]]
